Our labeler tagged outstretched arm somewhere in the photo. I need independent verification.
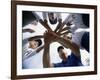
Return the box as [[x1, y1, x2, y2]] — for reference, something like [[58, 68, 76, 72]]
[[36, 45, 44, 53], [43, 42, 51, 68], [22, 29, 35, 33], [58, 37, 80, 57], [32, 12, 52, 31], [43, 32, 51, 68], [45, 31, 80, 57], [23, 45, 44, 60], [39, 19, 52, 31]]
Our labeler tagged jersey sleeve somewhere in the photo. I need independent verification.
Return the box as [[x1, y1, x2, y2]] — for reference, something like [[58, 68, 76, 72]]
[[69, 53, 83, 66], [23, 48, 37, 60], [71, 29, 85, 46]]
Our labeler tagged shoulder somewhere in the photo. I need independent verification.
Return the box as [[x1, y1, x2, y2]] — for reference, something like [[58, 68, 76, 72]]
[[72, 28, 89, 46], [69, 52, 81, 61]]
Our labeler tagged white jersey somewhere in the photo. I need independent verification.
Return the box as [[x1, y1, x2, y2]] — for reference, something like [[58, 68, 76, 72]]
[[72, 28, 89, 48], [63, 13, 87, 32], [22, 46, 38, 69], [22, 38, 41, 69], [22, 35, 39, 59]]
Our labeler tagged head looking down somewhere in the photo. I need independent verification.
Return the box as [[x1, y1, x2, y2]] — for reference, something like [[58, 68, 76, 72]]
[[48, 12, 58, 24], [57, 46, 68, 61], [28, 38, 42, 49]]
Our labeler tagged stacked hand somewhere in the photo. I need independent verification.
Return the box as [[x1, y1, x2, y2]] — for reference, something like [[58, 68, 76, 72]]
[[44, 31, 59, 44]]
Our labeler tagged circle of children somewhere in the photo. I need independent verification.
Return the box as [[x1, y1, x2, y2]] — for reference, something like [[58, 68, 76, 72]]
[[22, 11, 89, 69]]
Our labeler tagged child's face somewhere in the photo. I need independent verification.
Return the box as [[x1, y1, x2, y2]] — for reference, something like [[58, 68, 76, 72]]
[[29, 40, 39, 49]]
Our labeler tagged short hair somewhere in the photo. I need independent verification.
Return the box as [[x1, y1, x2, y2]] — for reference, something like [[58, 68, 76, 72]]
[[82, 14, 89, 27], [28, 38, 42, 47], [35, 39, 42, 47], [57, 46, 64, 52], [48, 13, 57, 24]]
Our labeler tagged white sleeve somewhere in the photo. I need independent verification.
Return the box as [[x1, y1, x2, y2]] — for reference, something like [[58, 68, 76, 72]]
[[63, 14, 73, 24], [56, 13, 62, 20], [42, 12, 47, 20], [32, 12, 42, 20], [23, 48, 37, 60], [72, 29, 85, 46]]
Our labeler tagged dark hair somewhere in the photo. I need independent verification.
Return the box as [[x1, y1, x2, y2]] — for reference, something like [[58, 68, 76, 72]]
[[57, 46, 64, 52], [82, 14, 89, 27], [48, 13, 57, 24], [28, 38, 42, 47], [22, 11, 37, 27], [35, 39, 42, 47]]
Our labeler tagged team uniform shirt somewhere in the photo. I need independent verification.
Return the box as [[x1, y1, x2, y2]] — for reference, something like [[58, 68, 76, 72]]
[[22, 26, 43, 69], [22, 38, 43, 69], [22, 12, 47, 69], [22, 36, 44, 69], [22, 37, 39, 69], [62, 13, 87, 33], [22, 26, 38, 59], [22, 41, 37, 60], [72, 28, 89, 52], [53, 53, 83, 67], [33, 12, 71, 31], [22, 21, 45, 59], [22, 48, 37, 69]]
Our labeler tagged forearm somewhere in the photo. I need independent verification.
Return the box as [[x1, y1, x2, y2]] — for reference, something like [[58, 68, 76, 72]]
[[43, 43, 51, 68], [57, 36, 80, 57], [22, 29, 34, 33], [31, 35, 43, 40], [54, 19, 62, 32], [63, 14, 73, 24], [42, 12, 47, 20], [36, 45, 44, 53]]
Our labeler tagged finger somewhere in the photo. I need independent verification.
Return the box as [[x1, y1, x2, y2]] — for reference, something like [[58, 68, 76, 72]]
[[60, 26, 71, 32], [56, 22, 65, 34], [54, 19, 62, 32], [60, 30, 71, 36], [39, 19, 52, 31]]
